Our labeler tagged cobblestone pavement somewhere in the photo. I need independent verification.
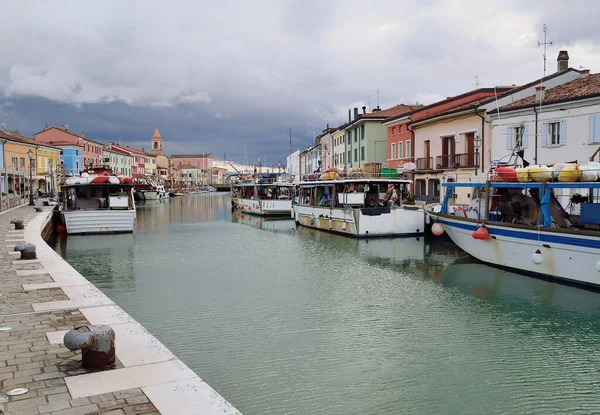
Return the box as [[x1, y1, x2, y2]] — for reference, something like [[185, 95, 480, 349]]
[[0, 206, 159, 415]]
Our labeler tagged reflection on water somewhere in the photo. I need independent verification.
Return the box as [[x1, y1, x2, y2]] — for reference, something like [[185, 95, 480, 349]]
[[52, 193, 600, 415], [232, 211, 296, 234], [53, 233, 136, 291]]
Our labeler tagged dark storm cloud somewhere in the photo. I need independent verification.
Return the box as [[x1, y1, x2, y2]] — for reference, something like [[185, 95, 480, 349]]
[[0, 0, 597, 163]]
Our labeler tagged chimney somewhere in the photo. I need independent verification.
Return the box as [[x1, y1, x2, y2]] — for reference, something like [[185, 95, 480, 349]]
[[362, 106, 366, 114], [372, 106, 381, 112], [44, 124, 48, 130], [535, 86, 546, 102], [353, 107, 359, 120], [61, 123, 65, 130], [348, 109, 351, 123], [557, 50, 569, 73], [81, 130, 85, 137], [142, 147, 145, 153], [581, 69, 590, 78]]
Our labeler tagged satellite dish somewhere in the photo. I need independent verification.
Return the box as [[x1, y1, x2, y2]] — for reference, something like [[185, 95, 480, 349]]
[[403, 162, 416, 171], [0, 123, 6, 129]]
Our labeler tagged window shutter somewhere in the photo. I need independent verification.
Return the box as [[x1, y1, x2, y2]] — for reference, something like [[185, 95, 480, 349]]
[[590, 115, 595, 144], [595, 115, 600, 143], [560, 119, 567, 146], [438, 136, 442, 144], [454, 134, 460, 143], [522, 125, 529, 148], [541, 122, 547, 147], [506, 127, 512, 150]]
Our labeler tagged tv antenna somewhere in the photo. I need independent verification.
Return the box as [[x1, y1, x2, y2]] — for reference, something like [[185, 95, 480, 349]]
[[538, 24, 553, 77], [364, 95, 371, 110], [475, 75, 480, 89]]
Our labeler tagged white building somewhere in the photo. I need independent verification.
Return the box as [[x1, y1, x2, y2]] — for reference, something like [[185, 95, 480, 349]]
[[286, 150, 301, 180], [490, 69, 598, 166]]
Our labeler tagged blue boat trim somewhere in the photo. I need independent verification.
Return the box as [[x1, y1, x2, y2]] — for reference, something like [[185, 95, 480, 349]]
[[436, 218, 600, 249]]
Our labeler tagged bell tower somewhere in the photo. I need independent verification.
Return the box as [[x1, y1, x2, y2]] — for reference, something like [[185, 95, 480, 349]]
[[151, 127, 163, 156]]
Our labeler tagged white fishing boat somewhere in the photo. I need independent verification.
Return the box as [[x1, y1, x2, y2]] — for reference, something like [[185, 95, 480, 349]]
[[142, 183, 170, 200], [426, 176, 600, 288], [293, 176, 425, 237], [60, 177, 136, 235], [231, 177, 294, 216]]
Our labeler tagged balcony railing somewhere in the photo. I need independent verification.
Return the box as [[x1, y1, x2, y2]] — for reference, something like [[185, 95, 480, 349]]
[[435, 153, 479, 169], [416, 157, 433, 170]]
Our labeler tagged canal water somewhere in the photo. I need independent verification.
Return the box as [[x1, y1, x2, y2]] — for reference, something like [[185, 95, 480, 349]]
[[52, 193, 600, 414]]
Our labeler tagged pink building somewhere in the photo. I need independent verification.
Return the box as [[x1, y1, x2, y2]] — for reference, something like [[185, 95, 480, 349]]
[[172, 153, 213, 171], [34, 124, 104, 168]]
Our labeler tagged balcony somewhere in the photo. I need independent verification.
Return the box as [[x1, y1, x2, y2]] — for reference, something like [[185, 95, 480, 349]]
[[416, 157, 433, 170], [435, 153, 479, 169]]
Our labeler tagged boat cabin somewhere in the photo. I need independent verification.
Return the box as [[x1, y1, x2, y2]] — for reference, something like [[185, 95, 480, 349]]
[[62, 184, 134, 211], [296, 179, 411, 209]]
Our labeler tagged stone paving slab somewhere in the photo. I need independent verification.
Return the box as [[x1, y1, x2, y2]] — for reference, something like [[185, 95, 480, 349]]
[[0, 205, 241, 415], [0, 206, 161, 415]]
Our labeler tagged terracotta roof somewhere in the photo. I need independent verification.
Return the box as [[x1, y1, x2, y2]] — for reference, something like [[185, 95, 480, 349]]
[[34, 126, 105, 145], [110, 144, 146, 155], [171, 153, 213, 158], [0, 130, 61, 150], [104, 146, 132, 156], [153, 127, 161, 138], [46, 141, 83, 148], [414, 97, 494, 123], [178, 164, 200, 169], [361, 104, 421, 120], [497, 72, 600, 112]]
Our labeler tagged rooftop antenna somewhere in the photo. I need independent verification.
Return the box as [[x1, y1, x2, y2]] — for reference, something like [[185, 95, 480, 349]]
[[289, 127, 292, 154], [475, 75, 480, 89], [377, 90, 380, 107], [364, 95, 371, 110], [538, 24, 553, 78]]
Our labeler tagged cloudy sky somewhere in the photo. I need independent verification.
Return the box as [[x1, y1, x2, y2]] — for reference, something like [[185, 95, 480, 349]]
[[0, 0, 597, 166]]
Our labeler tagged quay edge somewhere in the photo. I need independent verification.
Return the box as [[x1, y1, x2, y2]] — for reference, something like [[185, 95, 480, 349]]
[[16, 208, 241, 415]]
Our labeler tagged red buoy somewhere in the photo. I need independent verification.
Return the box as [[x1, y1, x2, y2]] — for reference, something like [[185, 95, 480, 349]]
[[476, 226, 489, 240], [56, 225, 66, 234]]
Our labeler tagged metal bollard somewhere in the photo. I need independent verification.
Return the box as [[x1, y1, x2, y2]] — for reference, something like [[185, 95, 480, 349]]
[[14, 243, 36, 260], [10, 219, 24, 230], [63, 325, 116, 368]]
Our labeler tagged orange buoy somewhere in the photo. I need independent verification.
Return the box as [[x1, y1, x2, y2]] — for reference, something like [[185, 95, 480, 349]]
[[472, 229, 480, 240], [475, 226, 489, 240]]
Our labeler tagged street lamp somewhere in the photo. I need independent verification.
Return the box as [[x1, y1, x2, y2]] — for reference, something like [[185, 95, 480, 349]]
[[27, 149, 34, 206], [48, 158, 54, 199], [474, 134, 482, 175]]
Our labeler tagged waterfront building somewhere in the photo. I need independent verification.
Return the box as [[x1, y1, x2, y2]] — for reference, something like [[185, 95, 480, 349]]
[[411, 54, 582, 204], [59, 144, 84, 176], [107, 144, 146, 177], [179, 164, 204, 187], [172, 154, 213, 184], [490, 69, 600, 166], [103, 146, 133, 176], [286, 150, 301, 181], [2, 130, 61, 194], [332, 126, 347, 169], [343, 105, 419, 171], [34, 124, 104, 168], [319, 126, 336, 171], [144, 152, 157, 176]]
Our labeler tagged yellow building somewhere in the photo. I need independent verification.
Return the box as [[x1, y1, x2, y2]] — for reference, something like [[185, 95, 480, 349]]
[[1, 130, 60, 195], [144, 153, 157, 176]]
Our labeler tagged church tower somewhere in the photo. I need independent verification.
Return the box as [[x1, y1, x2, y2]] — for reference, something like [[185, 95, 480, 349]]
[[151, 127, 163, 155]]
